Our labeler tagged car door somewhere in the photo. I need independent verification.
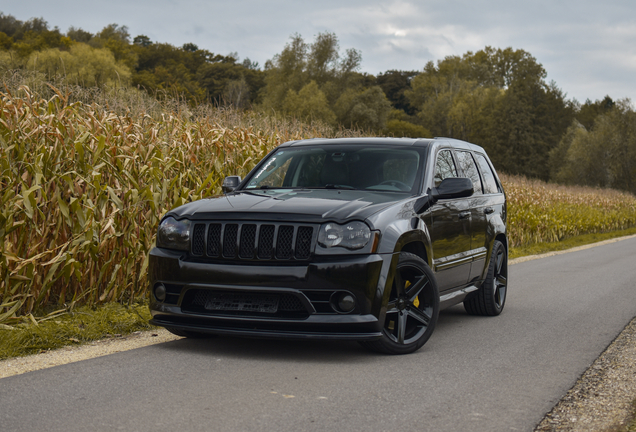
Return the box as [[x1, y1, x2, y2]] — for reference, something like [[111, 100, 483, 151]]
[[455, 150, 490, 283], [427, 149, 472, 291], [470, 152, 506, 281]]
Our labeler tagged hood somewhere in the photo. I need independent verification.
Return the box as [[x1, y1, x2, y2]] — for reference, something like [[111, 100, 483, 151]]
[[165, 189, 409, 223]]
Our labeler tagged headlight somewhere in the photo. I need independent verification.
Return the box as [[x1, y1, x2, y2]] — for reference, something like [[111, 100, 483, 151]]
[[157, 217, 191, 251], [318, 221, 371, 250]]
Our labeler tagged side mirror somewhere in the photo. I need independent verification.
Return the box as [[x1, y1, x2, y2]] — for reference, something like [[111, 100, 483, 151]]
[[222, 176, 242, 194], [432, 177, 473, 201], [414, 178, 473, 214]]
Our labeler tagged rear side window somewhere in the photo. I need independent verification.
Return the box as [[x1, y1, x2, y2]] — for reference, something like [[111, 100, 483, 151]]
[[455, 151, 483, 195], [434, 150, 458, 187], [474, 153, 499, 194]]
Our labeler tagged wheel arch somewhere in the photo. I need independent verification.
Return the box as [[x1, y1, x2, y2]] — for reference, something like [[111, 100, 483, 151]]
[[495, 233, 508, 254], [392, 229, 433, 268]]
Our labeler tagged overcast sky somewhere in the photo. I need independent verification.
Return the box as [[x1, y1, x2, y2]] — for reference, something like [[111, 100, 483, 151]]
[[4, 1, 636, 103]]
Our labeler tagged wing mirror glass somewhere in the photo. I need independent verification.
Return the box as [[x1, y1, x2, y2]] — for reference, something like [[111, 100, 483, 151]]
[[222, 176, 242, 194]]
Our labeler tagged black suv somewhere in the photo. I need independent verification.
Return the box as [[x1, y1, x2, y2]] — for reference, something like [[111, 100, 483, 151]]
[[148, 137, 508, 354]]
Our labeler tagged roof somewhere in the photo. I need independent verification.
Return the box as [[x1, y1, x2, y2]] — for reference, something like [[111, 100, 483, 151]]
[[283, 137, 435, 147]]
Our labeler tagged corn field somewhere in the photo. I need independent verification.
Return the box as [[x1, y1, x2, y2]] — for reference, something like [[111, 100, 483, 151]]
[[502, 174, 636, 248], [0, 84, 359, 324], [1, 85, 636, 324]]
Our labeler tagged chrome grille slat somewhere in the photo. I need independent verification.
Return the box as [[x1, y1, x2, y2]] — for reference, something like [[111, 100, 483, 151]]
[[191, 222, 314, 261]]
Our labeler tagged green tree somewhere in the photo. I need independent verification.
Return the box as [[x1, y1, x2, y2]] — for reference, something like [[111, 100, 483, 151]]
[[576, 96, 615, 131], [282, 80, 336, 125], [262, 32, 374, 129], [549, 120, 589, 184], [26, 43, 131, 87], [384, 119, 431, 138], [406, 46, 572, 179], [0, 13, 23, 38], [67, 27, 92, 43], [90, 24, 137, 70], [223, 77, 250, 108], [376, 70, 418, 115], [556, 102, 636, 193], [0, 31, 13, 50], [334, 86, 391, 131], [306, 32, 339, 86], [262, 34, 308, 111]]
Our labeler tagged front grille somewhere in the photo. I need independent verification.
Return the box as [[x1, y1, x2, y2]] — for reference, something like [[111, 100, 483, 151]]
[[258, 225, 275, 259], [223, 224, 239, 258], [207, 224, 222, 257], [192, 224, 206, 256], [191, 222, 316, 261], [276, 226, 294, 259], [182, 289, 309, 318], [295, 226, 313, 259], [239, 224, 257, 258]]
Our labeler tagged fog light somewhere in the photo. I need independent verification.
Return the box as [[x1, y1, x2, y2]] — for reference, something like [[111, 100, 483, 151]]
[[154, 283, 166, 302], [331, 292, 356, 313]]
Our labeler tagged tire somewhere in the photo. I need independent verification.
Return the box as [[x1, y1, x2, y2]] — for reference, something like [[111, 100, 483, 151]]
[[165, 326, 217, 339], [361, 252, 439, 355], [464, 239, 508, 316]]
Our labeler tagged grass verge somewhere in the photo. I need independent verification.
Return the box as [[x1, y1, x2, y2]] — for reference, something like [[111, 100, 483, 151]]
[[0, 302, 154, 361], [509, 226, 636, 259]]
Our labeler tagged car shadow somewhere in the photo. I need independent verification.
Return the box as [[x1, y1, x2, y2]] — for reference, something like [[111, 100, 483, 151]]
[[153, 334, 375, 363], [150, 306, 472, 362]]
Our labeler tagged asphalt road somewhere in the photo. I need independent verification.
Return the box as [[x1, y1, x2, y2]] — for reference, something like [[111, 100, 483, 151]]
[[2, 237, 636, 432]]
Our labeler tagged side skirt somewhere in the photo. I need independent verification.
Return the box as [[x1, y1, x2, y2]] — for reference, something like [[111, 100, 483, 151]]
[[439, 285, 479, 310]]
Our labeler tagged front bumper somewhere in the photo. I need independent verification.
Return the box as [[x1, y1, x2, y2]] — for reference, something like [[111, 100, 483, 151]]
[[148, 247, 395, 340]]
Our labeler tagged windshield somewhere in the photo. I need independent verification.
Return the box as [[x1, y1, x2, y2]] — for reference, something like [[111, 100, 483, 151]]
[[244, 145, 425, 193]]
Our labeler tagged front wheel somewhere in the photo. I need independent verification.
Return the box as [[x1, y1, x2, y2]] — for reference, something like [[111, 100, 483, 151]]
[[464, 239, 508, 316], [361, 252, 439, 355]]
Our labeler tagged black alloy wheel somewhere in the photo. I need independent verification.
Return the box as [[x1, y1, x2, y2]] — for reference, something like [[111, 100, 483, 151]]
[[464, 239, 508, 316], [362, 252, 439, 355]]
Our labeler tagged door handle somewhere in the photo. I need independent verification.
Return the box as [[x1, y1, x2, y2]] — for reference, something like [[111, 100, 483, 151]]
[[459, 211, 471, 219], [484, 207, 494, 215]]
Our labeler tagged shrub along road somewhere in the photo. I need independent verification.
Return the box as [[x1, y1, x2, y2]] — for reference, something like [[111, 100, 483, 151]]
[[1, 237, 636, 432]]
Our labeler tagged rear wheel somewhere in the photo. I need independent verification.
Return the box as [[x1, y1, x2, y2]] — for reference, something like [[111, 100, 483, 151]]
[[362, 252, 439, 355], [464, 240, 507, 316]]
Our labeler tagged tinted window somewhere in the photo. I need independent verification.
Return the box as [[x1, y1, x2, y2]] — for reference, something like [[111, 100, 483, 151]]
[[455, 151, 482, 195], [246, 146, 423, 192], [474, 153, 499, 194], [434, 150, 458, 187]]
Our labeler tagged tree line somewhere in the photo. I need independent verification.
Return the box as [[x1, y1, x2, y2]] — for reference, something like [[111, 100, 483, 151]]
[[1, 12, 635, 195]]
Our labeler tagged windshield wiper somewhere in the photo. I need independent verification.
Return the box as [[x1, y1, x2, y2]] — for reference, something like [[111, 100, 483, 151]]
[[239, 190, 271, 198], [324, 184, 356, 190]]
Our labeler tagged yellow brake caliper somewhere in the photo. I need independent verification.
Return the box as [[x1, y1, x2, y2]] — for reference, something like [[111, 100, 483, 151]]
[[406, 280, 420, 308], [390, 280, 419, 331]]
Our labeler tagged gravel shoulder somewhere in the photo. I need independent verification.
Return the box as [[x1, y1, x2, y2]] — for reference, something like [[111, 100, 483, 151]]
[[0, 329, 180, 379], [1, 234, 635, 430], [535, 316, 636, 431]]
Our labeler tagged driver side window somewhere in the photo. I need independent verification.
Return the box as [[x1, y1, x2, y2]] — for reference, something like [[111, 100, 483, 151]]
[[434, 150, 458, 187]]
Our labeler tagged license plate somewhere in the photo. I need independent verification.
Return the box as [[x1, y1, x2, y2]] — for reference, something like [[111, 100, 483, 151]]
[[205, 293, 279, 313]]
